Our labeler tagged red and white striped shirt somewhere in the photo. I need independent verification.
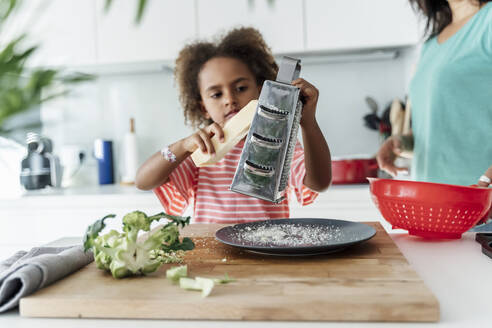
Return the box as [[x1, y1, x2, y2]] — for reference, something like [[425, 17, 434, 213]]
[[154, 139, 318, 224]]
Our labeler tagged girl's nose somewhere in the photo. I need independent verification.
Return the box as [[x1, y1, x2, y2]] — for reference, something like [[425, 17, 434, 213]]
[[223, 89, 238, 107]]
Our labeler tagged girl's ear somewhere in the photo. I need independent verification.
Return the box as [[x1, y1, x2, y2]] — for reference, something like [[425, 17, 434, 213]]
[[199, 100, 211, 119]]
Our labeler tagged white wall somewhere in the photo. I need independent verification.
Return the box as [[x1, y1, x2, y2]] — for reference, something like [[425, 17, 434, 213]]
[[41, 46, 419, 185], [300, 46, 419, 156]]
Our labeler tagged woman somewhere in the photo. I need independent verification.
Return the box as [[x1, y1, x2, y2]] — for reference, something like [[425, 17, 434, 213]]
[[377, 0, 492, 187]]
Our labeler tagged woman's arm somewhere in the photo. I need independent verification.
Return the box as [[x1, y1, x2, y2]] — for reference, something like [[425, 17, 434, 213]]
[[292, 78, 332, 192]]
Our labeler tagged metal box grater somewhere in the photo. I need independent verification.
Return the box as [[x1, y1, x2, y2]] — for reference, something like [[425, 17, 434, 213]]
[[230, 56, 303, 203]]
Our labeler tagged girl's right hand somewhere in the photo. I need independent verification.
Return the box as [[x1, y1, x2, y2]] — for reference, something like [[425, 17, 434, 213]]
[[182, 122, 225, 155], [376, 136, 409, 177]]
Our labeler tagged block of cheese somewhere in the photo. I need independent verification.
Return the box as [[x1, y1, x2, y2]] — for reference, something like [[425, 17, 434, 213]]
[[191, 100, 258, 167]]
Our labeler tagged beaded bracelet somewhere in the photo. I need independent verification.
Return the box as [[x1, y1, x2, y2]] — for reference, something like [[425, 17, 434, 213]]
[[160, 146, 177, 163]]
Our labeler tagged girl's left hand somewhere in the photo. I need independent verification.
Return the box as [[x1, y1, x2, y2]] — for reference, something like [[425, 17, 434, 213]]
[[291, 78, 319, 127]]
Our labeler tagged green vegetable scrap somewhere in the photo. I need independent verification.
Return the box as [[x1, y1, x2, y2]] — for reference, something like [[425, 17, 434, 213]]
[[213, 273, 236, 284], [83, 211, 195, 279], [179, 277, 215, 298], [166, 265, 188, 283], [166, 266, 235, 297]]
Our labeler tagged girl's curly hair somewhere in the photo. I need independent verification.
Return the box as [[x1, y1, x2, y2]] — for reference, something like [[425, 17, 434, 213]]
[[174, 27, 278, 128]]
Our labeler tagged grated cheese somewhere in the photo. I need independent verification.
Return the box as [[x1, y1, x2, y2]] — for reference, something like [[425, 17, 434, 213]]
[[231, 223, 344, 248]]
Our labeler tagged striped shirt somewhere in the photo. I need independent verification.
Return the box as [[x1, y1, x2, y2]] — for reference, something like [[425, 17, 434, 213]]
[[154, 139, 318, 223]]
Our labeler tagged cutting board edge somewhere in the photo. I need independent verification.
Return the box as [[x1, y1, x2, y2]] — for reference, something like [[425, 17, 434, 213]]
[[20, 296, 440, 322]]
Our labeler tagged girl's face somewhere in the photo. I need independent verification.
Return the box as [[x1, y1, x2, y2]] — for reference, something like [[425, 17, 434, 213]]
[[198, 56, 260, 125]]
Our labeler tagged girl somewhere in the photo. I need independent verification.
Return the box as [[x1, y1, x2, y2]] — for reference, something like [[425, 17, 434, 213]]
[[136, 27, 332, 223]]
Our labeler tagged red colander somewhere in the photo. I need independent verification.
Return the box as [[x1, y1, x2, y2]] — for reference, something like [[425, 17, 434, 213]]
[[368, 178, 492, 239]]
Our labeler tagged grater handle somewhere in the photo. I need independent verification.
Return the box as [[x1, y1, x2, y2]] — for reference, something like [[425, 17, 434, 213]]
[[276, 56, 301, 84]]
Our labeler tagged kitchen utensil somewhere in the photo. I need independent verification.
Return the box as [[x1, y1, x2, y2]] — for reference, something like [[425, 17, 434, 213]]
[[475, 233, 492, 259], [368, 178, 492, 239], [20, 133, 62, 190], [332, 155, 378, 184], [389, 98, 405, 136], [362, 96, 381, 130], [20, 222, 439, 322], [363, 114, 381, 130], [378, 104, 392, 139], [402, 99, 412, 135], [230, 56, 302, 203], [365, 96, 378, 113], [399, 99, 413, 159], [215, 218, 376, 256]]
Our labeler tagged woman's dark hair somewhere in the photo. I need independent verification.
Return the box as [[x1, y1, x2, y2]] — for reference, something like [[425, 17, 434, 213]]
[[174, 27, 278, 128], [409, 0, 491, 38]]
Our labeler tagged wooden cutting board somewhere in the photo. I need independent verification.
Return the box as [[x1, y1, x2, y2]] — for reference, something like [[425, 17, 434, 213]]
[[20, 222, 439, 322]]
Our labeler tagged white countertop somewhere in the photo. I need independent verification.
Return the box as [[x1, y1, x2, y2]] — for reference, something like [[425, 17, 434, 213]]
[[1, 184, 491, 327], [1, 232, 491, 327], [0, 183, 389, 249]]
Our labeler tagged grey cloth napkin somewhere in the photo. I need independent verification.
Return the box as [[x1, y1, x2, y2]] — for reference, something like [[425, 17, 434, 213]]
[[0, 245, 93, 313]]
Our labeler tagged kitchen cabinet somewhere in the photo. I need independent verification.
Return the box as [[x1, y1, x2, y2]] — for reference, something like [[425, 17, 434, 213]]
[[3, 0, 98, 68], [196, 0, 304, 54], [95, 0, 196, 65], [305, 0, 420, 51], [1, 0, 422, 71]]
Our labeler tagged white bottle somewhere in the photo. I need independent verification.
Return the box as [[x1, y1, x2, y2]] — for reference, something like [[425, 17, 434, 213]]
[[121, 118, 139, 184]]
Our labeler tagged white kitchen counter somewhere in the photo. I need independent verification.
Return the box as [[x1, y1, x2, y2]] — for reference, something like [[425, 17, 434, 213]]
[[1, 184, 491, 327], [0, 184, 387, 257], [1, 231, 491, 327]]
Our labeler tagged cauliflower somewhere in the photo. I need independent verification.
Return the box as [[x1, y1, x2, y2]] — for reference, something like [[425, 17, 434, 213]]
[[83, 211, 194, 279]]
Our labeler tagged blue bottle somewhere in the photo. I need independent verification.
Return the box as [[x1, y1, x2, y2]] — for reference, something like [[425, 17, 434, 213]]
[[94, 139, 114, 185]]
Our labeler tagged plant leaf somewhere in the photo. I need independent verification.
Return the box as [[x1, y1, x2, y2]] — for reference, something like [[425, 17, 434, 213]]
[[104, 0, 113, 12], [135, 0, 147, 24], [83, 214, 116, 252], [162, 237, 195, 252]]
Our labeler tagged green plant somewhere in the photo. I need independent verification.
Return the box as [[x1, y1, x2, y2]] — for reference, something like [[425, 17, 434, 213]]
[[0, 0, 150, 135], [104, 0, 148, 24], [0, 0, 93, 134]]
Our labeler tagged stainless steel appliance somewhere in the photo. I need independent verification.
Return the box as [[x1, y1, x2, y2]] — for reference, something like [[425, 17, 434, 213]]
[[20, 132, 62, 190]]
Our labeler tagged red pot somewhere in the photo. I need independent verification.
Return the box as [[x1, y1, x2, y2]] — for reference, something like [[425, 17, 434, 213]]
[[331, 157, 378, 184]]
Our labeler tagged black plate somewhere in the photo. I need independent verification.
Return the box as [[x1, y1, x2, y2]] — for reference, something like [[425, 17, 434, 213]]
[[215, 218, 376, 256]]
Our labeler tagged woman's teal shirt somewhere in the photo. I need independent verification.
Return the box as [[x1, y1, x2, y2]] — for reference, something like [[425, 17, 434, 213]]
[[409, 2, 492, 186]]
